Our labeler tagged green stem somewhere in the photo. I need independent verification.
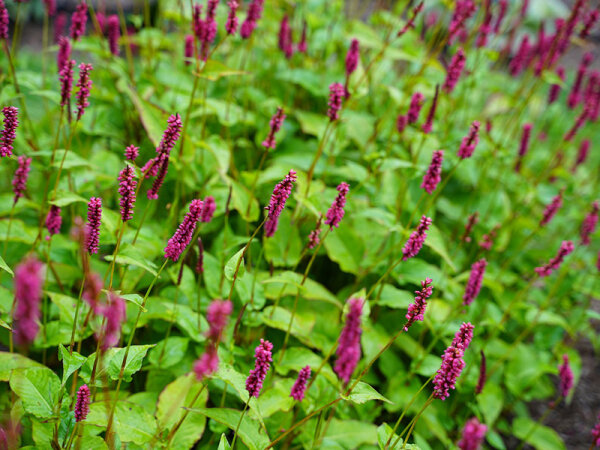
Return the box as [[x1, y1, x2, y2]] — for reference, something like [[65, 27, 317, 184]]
[[2, 203, 16, 258], [68, 272, 87, 355], [231, 400, 250, 449]]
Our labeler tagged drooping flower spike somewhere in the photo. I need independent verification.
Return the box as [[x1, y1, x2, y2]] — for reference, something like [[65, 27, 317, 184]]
[[118, 165, 137, 222], [70, 2, 88, 41], [402, 216, 432, 260], [404, 278, 433, 331], [407, 92, 424, 124], [262, 107, 286, 150], [245, 339, 273, 397], [327, 83, 345, 121], [264, 170, 297, 238], [107, 15, 120, 56], [458, 121, 480, 159], [580, 201, 599, 245], [463, 259, 487, 306], [535, 240, 575, 277], [12, 156, 31, 205], [457, 417, 487, 450], [433, 322, 474, 400], [558, 354, 573, 398], [1, 106, 19, 157], [85, 197, 102, 254], [325, 182, 349, 229], [540, 190, 564, 227], [335, 297, 363, 384], [421, 150, 444, 194], [443, 48, 466, 93], [290, 366, 311, 401], [13, 257, 44, 346], [164, 199, 204, 262], [75, 63, 93, 121], [74, 385, 90, 422]]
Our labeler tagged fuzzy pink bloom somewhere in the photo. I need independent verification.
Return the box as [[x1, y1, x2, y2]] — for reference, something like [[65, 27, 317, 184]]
[[225, 1, 239, 35], [118, 165, 136, 222], [540, 191, 564, 226], [124, 145, 139, 161], [262, 107, 286, 149], [145, 114, 182, 198], [278, 15, 294, 59], [265, 170, 297, 238], [592, 413, 600, 447], [85, 197, 102, 254], [308, 216, 322, 249], [196, 237, 204, 273], [70, 2, 88, 41], [107, 15, 120, 56], [443, 48, 466, 93], [345, 39, 360, 76], [568, 52, 593, 109], [458, 417, 487, 450], [476, 4, 492, 48], [396, 114, 407, 133], [462, 212, 479, 243], [407, 92, 424, 124], [0, 0, 8, 40], [514, 123, 532, 173], [583, 72, 600, 120], [298, 20, 307, 53], [581, 201, 599, 245], [327, 83, 345, 121], [75, 63, 93, 121], [74, 385, 90, 422], [246, 339, 273, 397], [98, 291, 126, 350], [83, 271, 103, 313], [206, 299, 232, 340], [1, 106, 19, 157], [458, 121, 480, 159], [201, 196, 216, 222], [240, 0, 264, 39], [403, 216, 432, 260], [43, 0, 56, 16], [421, 150, 444, 194], [59, 59, 75, 108], [548, 66, 565, 105], [479, 225, 498, 251], [335, 298, 363, 384], [45, 205, 62, 238], [193, 4, 204, 41], [165, 199, 203, 261], [433, 322, 474, 400], [422, 85, 439, 134], [509, 35, 531, 77], [56, 36, 71, 72], [404, 278, 433, 331], [184, 34, 194, 64], [199, 0, 218, 60], [325, 182, 350, 229], [12, 156, 31, 204], [558, 354, 574, 398], [54, 13, 67, 43], [146, 157, 169, 200], [448, 0, 477, 43], [572, 139, 590, 171], [398, 1, 423, 36], [13, 257, 44, 346], [194, 344, 219, 380], [475, 351, 486, 394], [580, 9, 600, 39], [290, 366, 311, 401], [463, 259, 487, 306], [535, 240, 575, 277]]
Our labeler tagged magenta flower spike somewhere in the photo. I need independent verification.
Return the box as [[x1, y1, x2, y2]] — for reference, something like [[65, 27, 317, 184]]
[[200, 0, 219, 60], [335, 297, 363, 384], [396, 114, 407, 133], [479, 225, 498, 251], [278, 15, 294, 59], [146, 158, 169, 200], [421, 150, 444, 194], [59, 59, 75, 108], [45, 205, 62, 239], [509, 35, 531, 77], [327, 83, 345, 121], [70, 2, 88, 41], [83, 272, 103, 313], [402, 216, 432, 261], [1, 106, 19, 157], [548, 66, 565, 105], [118, 165, 137, 222], [421, 85, 439, 134], [535, 240, 575, 277], [75, 63, 93, 121], [57, 36, 71, 72], [407, 92, 424, 124], [196, 237, 204, 273], [581, 201, 599, 245], [0, 0, 8, 40], [194, 344, 219, 380], [572, 139, 590, 172], [433, 322, 474, 400], [475, 350, 486, 394], [462, 212, 479, 243], [514, 123, 532, 173], [85, 197, 102, 254], [74, 385, 90, 422], [568, 53, 593, 109], [397, 1, 423, 37], [443, 48, 466, 93], [264, 170, 297, 238], [448, 0, 477, 43], [184, 34, 194, 64], [493, 0, 507, 33], [124, 145, 139, 161], [457, 417, 487, 450], [98, 291, 126, 350], [43, 0, 56, 16], [164, 199, 203, 262], [476, 4, 492, 48], [345, 39, 360, 77], [298, 20, 307, 53], [262, 107, 286, 150], [458, 121, 480, 159], [201, 196, 216, 222], [558, 354, 573, 398], [540, 190, 564, 227], [290, 366, 311, 401], [193, 4, 204, 42], [54, 13, 67, 42], [11, 156, 31, 204], [145, 113, 182, 198], [107, 15, 120, 56], [206, 299, 233, 340], [13, 257, 44, 346], [325, 182, 350, 229], [581, 9, 600, 39], [593, 414, 600, 447], [240, 0, 264, 39], [245, 339, 273, 397], [404, 278, 433, 331], [225, 1, 239, 35], [308, 215, 322, 250], [463, 259, 487, 306]]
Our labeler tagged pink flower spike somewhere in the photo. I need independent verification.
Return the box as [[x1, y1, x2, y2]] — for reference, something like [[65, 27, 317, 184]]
[[43, 0, 56, 16], [262, 107, 286, 150], [335, 298, 363, 384], [567, 52, 593, 109], [548, 66, 565, 105], [514, 123, 532, 173], [59, 59, 75, 108], [458, 121, 480, 159], [404, 278, 433, 331], [308, 216, 322, 249], [146, 156, 169, 200], [265, 170, 297, 238], [298, 20, 307, 53], [45, 205, 62, 238], [327, 83, 345, 121], [75, 63, 93, 121], [13, 256, 44, 346], [580, 201, 599, 245], [558, 354, 573, 398], [345, 39, 360, 77], [535, 240, 575, 277], [443, 48, 466, 93], [74, 385, 90, 422], [156, 113, 183, 158], [206, 299, 233, 340], [70, 2, 88, 41], [463, 259, 487, 306], [592, 413, 600, 446], [580, 9, 600, 39], [461, 212, 479, 243], [402, 216, 432, 260], [278, 15, 294, 59], [407, 92, 424, 124], [572, 139, 590, 171], [225, 1, 239, 35], [124, 145, 139, 161], [118, 165, 137, 222], [57, 36, 71, 73], [325, 182, 350, 229], [398, 1, 423, 37], [493, 0, 507, 33], [448, 0, 476, 43], [164, 199, 204, 261], [457, 417, 487, 450], [433, 322, 474, 400], [421, 150, 444, 194], [194, 344, 219, 380], [540, 190, 564, 227], [201, 196, 216, 222], [421, 85, 439, 134], [240, 0, 264, 39], [12, 156, 31, 204], [83, 272, 103, 313], [245, 339, 273, 397], [98, 291, 126, 350], [54, 13, 67, 43], [107, 15, 120, 56], [396, 114, 407, 133], [184, 34, 194, 64], [0, 0, 8, 40], [290, 366, 311, 401], [1, 106, 19, 157], [85, 197, 102, 254]]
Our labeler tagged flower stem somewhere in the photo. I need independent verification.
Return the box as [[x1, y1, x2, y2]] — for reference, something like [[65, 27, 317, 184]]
[[231, 399, 250, 449]]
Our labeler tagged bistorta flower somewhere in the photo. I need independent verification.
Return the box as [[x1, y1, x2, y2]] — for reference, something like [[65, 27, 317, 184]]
[[107, 15, 120, 56], [407, 92, 424, 124], [290, 366, 311, 401], [83, 271, 103, 313], [325, 182, 349, 229], [461, 212, 479, 243], [225, 1, 239, 35], [245, 339, 273, 397], [118, 165, 137, 222], [514, 123, 532, 173], [335, 297, 363, 384], [206, 299, 233, 340], [458, 121, 480, 159], [558, 354, 573, 398], [402, 216, 432, 260], [201, 196, 216, 222], [308, 215, 322, 249], [262, 107, 286, 150], [12, 156, 31, 205], [59, 59, 75, 108], [124, 145, 139, 161], [433, 322, 474, 400], [85, 197, 102, 254], [45, 205, 62, 239], [535, 240, 575, 277], [70, 2, 88, 41], [327, 83, 345, 121], [74, 385, 90, 422], [572, 139, 590, 172], [421, 85, 439, 134], [75, 63, 93, 121], [463, 259, 487, 306], [298, 20, 307, 53], [98, 291, 126, 350], [13, 256, 44, 346], [540, 190, 564, 227], [580, 201, 599, 245], [265, 170, 297, 238], [278, 15, 293, 59], [421, 150, 444, 194], [457, 417, 487, 450], [164, 199, 204, 262], [194, 344, 219, 380], [240, 0, 264, 39], [548, 67, 565, 105], [443, 48, 466, 93], [1, 106, 19, 157], [0, 0, 8, 40], [404, 278, 433, 331]]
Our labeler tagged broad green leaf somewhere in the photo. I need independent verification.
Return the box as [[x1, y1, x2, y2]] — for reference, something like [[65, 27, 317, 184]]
[[262, 271, 341, 308], [224, 247, 246, 282], [9, 367, 61, 419], [58, 344, 87, 385], [218, 433, 232, 450], [322, 419, 378, 448], [147, 336, 189, 369], [513, 417, 565, 450], [261, 306, 324, 350], [213, 363, 251, 403], [104, 244, 158, 276], [86, 401, 157, 445], [377, 423, 420, 450], [275, 347, 337, 385], [377, 284, 414, 309], [343, 381, 391, 404], [120, 293, 147, 312], [116, 78, 163, 147], [477, 383, 504, 426], [107, 345, 154, 382], [295, 110, 327, 138], [49, 190, 88, 207], [196, 60, 246, 81], [51, 150, 92, 169], [0, 255, 13, 276], [424, 225, 457, 272]]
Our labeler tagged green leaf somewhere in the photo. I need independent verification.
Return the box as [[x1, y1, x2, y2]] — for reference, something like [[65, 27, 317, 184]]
[[49, 190, 89, 207], [262, 271, 341, 308], [58, 344, 87, 385], [218, 433, 232, 450], [86, 401, 157, 445], [0, 318, 10, 330], [424, 225, 457, 272], [213, 363, 251, 403], [104, 244, 158, 276], [323, 225, 364, 275], [189, 408, 270, 450], [120, 293, 147, 312], [196, 60, 246, 81], [261, 306, 324, 350], [224, 247, 246, 282], [343, 381, 392, 404], [51, 150, 92, 169], [322, 419, 378, 448], [116, 78, 164, 147], [513, 417, 566, 450], [0, 255, 13, 276], [377, 423, 420, 449], [477, 383, 504, 426], [295, 110, 327, 138], [147, 336, 189, 369], [9, 367, 61, 419], [107, 345, 154, 382]]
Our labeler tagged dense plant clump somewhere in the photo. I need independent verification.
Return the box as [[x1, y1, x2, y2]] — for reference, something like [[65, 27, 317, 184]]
[[0, 0, 599, 449]]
